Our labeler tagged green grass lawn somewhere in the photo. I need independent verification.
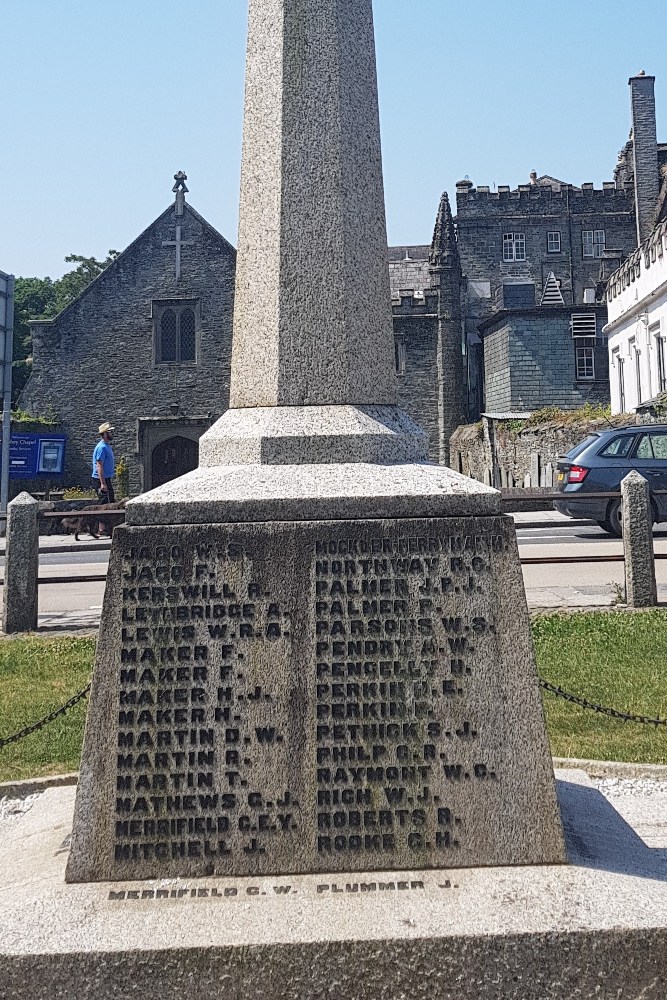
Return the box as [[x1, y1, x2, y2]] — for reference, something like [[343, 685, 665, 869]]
[[0, 636, 95, 782], [534, 609, 667, 764], [1, 611, 667, 784]]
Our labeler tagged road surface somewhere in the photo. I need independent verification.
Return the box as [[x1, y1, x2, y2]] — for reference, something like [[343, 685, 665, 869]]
[[1, 515, 666, 628]]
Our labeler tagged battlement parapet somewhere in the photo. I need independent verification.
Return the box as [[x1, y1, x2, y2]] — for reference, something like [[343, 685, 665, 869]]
[[457, 182, 632, 205], [391, 287, 439, 314], [456, 182, 635, 220]]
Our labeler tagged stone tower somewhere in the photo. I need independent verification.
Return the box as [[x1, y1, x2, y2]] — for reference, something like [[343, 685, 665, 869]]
[[428, 192, 465, 463]]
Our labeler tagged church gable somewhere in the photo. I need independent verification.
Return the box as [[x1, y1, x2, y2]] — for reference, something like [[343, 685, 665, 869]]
[[30, 201, 235, 344], [20, 176, 237, 493]]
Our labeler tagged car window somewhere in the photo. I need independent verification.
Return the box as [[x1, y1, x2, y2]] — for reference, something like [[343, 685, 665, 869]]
[[636, 435, 653, 459], [643, 433, 667, 460], [599, 436, 635, 458], [566, 435, 599, 459]]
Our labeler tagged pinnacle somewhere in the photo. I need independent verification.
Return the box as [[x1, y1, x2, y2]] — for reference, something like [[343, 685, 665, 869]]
[[429, 191, 458, 268]]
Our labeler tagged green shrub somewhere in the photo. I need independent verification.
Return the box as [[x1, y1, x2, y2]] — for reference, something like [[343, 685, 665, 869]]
[[62, 486, 96, 500]]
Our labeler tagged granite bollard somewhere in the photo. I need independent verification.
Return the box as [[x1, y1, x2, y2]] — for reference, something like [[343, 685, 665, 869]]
[[2, 492, 39, 634], [622, 470, 658, 608]]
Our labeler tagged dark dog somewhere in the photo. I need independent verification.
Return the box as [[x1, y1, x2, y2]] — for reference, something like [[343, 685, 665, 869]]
[[61, 499, 127, 541]]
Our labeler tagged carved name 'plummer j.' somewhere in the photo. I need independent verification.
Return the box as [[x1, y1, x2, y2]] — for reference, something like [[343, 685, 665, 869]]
[[66, 0, 565, 883]]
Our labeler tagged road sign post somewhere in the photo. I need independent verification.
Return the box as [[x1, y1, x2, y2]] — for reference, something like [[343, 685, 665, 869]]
[[0, 270, 15, 514]]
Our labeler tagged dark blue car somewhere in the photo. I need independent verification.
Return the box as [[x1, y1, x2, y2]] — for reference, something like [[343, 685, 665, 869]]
[[553, 425, 667, 536]]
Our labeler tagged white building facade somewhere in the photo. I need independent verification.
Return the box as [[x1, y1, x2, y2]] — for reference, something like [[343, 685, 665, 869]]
[[605, 218, 667, 414]]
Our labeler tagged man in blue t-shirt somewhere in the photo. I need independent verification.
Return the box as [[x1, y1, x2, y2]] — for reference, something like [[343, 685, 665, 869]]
[[92, 421, 116, 535]]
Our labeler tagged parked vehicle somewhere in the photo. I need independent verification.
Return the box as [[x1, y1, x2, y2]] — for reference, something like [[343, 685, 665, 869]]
[[553, 425, 667, 536]]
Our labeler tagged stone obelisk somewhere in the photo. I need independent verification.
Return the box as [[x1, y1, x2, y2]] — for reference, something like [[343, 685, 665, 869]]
[[196, 0, 428, 473], [66, 0, 566, 883]]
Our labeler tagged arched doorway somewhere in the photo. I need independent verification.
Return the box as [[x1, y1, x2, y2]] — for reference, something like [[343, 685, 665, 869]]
[[150, 435, 199, 489]]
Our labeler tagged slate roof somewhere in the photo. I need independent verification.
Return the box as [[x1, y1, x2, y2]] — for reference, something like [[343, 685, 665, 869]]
[[387, 245, 430, 262]]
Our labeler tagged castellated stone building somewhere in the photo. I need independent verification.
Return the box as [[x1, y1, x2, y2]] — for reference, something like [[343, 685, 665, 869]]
[[456, 175, 635, 415], [395, 73, 665, 423]]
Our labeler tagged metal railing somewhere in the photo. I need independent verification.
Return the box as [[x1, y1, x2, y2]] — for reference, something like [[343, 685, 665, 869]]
[[507, 488, 667, 566], [0, 507, 125, 586]]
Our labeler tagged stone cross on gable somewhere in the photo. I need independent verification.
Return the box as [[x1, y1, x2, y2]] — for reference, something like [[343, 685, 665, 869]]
[[172, 171, 189, 217], [162, 225, 194, 280], [172, 170, 188, 193]]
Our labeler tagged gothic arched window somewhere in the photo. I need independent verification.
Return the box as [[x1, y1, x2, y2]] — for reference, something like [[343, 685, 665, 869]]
[[179, 308, 196, 362], [154, 301, 199, 364], [160, 309, 178, 362]]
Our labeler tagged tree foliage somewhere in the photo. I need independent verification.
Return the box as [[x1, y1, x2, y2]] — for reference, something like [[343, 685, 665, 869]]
[[12, 252, 119, 401]]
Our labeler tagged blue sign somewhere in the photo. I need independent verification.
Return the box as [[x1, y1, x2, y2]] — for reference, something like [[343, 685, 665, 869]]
[[0, 433, 67, 478]]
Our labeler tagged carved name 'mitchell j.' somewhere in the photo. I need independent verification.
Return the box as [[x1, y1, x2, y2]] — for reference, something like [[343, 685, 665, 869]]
[[66, 0, 566, 884]]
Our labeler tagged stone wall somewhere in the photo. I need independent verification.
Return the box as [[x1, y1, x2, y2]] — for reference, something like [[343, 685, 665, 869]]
[[455, 182, 637, 308], [392, 292, 442, 460], [388, 195, 466, 465], [388, 247, 431, 295], [451, 412, 637, 489]]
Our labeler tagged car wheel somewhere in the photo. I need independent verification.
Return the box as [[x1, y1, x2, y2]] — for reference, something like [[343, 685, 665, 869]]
[[600, 499, 623, 538], [600, 499, 659, 538]]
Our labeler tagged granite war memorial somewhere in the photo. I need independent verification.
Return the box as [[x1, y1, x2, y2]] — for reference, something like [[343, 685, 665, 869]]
[[7, 4, 667, 999], [66, 0, 565, 883]]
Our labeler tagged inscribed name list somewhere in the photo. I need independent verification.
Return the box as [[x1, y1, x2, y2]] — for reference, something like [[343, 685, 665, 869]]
[[66, 517, 565, 882]]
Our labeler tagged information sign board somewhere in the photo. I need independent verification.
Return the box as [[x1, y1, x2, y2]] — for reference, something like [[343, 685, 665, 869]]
[[0, 432, 67, 478]]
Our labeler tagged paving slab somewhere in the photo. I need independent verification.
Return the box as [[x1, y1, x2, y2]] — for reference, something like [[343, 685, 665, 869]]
[[3, 770, 667, 998]]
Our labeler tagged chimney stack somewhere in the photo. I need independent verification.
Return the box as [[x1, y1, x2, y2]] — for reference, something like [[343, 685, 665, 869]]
[[629, 72, 659, 243]]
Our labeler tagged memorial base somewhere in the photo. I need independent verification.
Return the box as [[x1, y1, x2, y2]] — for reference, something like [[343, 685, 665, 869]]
[[2, 773, 667, 999], [66, 508, 565, 882]]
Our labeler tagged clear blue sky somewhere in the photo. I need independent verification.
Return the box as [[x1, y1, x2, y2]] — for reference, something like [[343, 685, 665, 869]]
[[1, 0, 665, 279]]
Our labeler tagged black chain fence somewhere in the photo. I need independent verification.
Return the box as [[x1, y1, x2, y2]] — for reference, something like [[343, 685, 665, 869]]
[[0, 683, 91, 750], [1, 677, 667, 754], [538, 679, 667, 727]]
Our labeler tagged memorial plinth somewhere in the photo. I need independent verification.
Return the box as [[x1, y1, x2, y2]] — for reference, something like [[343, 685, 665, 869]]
[[6, 773, 667, 1000], [66, 0, 566, 883], [67, 514, 563, 882]]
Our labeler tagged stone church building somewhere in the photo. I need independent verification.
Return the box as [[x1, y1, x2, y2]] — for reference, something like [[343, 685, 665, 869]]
[[21, 177, 236, 495]]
